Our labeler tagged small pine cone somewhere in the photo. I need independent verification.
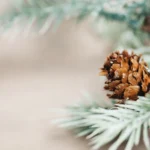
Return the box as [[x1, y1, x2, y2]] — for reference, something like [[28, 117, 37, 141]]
[[100, 50, 150, 101]]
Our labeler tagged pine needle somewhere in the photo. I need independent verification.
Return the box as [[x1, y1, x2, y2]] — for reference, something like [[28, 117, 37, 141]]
[[0, 0, 150, 33], [55, 95, 150, 150]]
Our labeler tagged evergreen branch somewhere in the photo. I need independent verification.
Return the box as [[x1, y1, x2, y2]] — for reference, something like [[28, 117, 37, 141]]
[[0, 0, 150, 33], [57, 96, 150, 150]]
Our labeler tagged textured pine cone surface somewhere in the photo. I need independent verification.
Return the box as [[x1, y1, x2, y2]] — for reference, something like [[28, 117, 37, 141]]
[[100, 50, 150, 101]]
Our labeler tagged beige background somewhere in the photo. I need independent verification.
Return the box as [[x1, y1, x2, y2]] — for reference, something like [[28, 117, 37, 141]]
[[0, 1, 146, 150]]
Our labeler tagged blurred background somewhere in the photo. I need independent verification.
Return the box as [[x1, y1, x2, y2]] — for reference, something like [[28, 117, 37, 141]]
[[0, 1, 149, 150], [0, 1, 111, 150]]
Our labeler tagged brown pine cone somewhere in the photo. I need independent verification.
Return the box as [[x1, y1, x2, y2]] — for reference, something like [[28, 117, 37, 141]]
[[100, 50, 150, 101]]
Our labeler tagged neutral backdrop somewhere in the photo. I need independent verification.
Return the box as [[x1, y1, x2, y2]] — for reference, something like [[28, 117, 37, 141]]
[[0, 1, 146, 150]]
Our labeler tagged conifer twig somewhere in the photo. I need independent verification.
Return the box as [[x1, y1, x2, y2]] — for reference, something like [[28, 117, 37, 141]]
[[56, 96, 150, 150], [0, 0, 150, 33]]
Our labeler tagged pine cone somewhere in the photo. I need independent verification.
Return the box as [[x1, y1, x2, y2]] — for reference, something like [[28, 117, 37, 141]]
[[100, 50, 150, 101]]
